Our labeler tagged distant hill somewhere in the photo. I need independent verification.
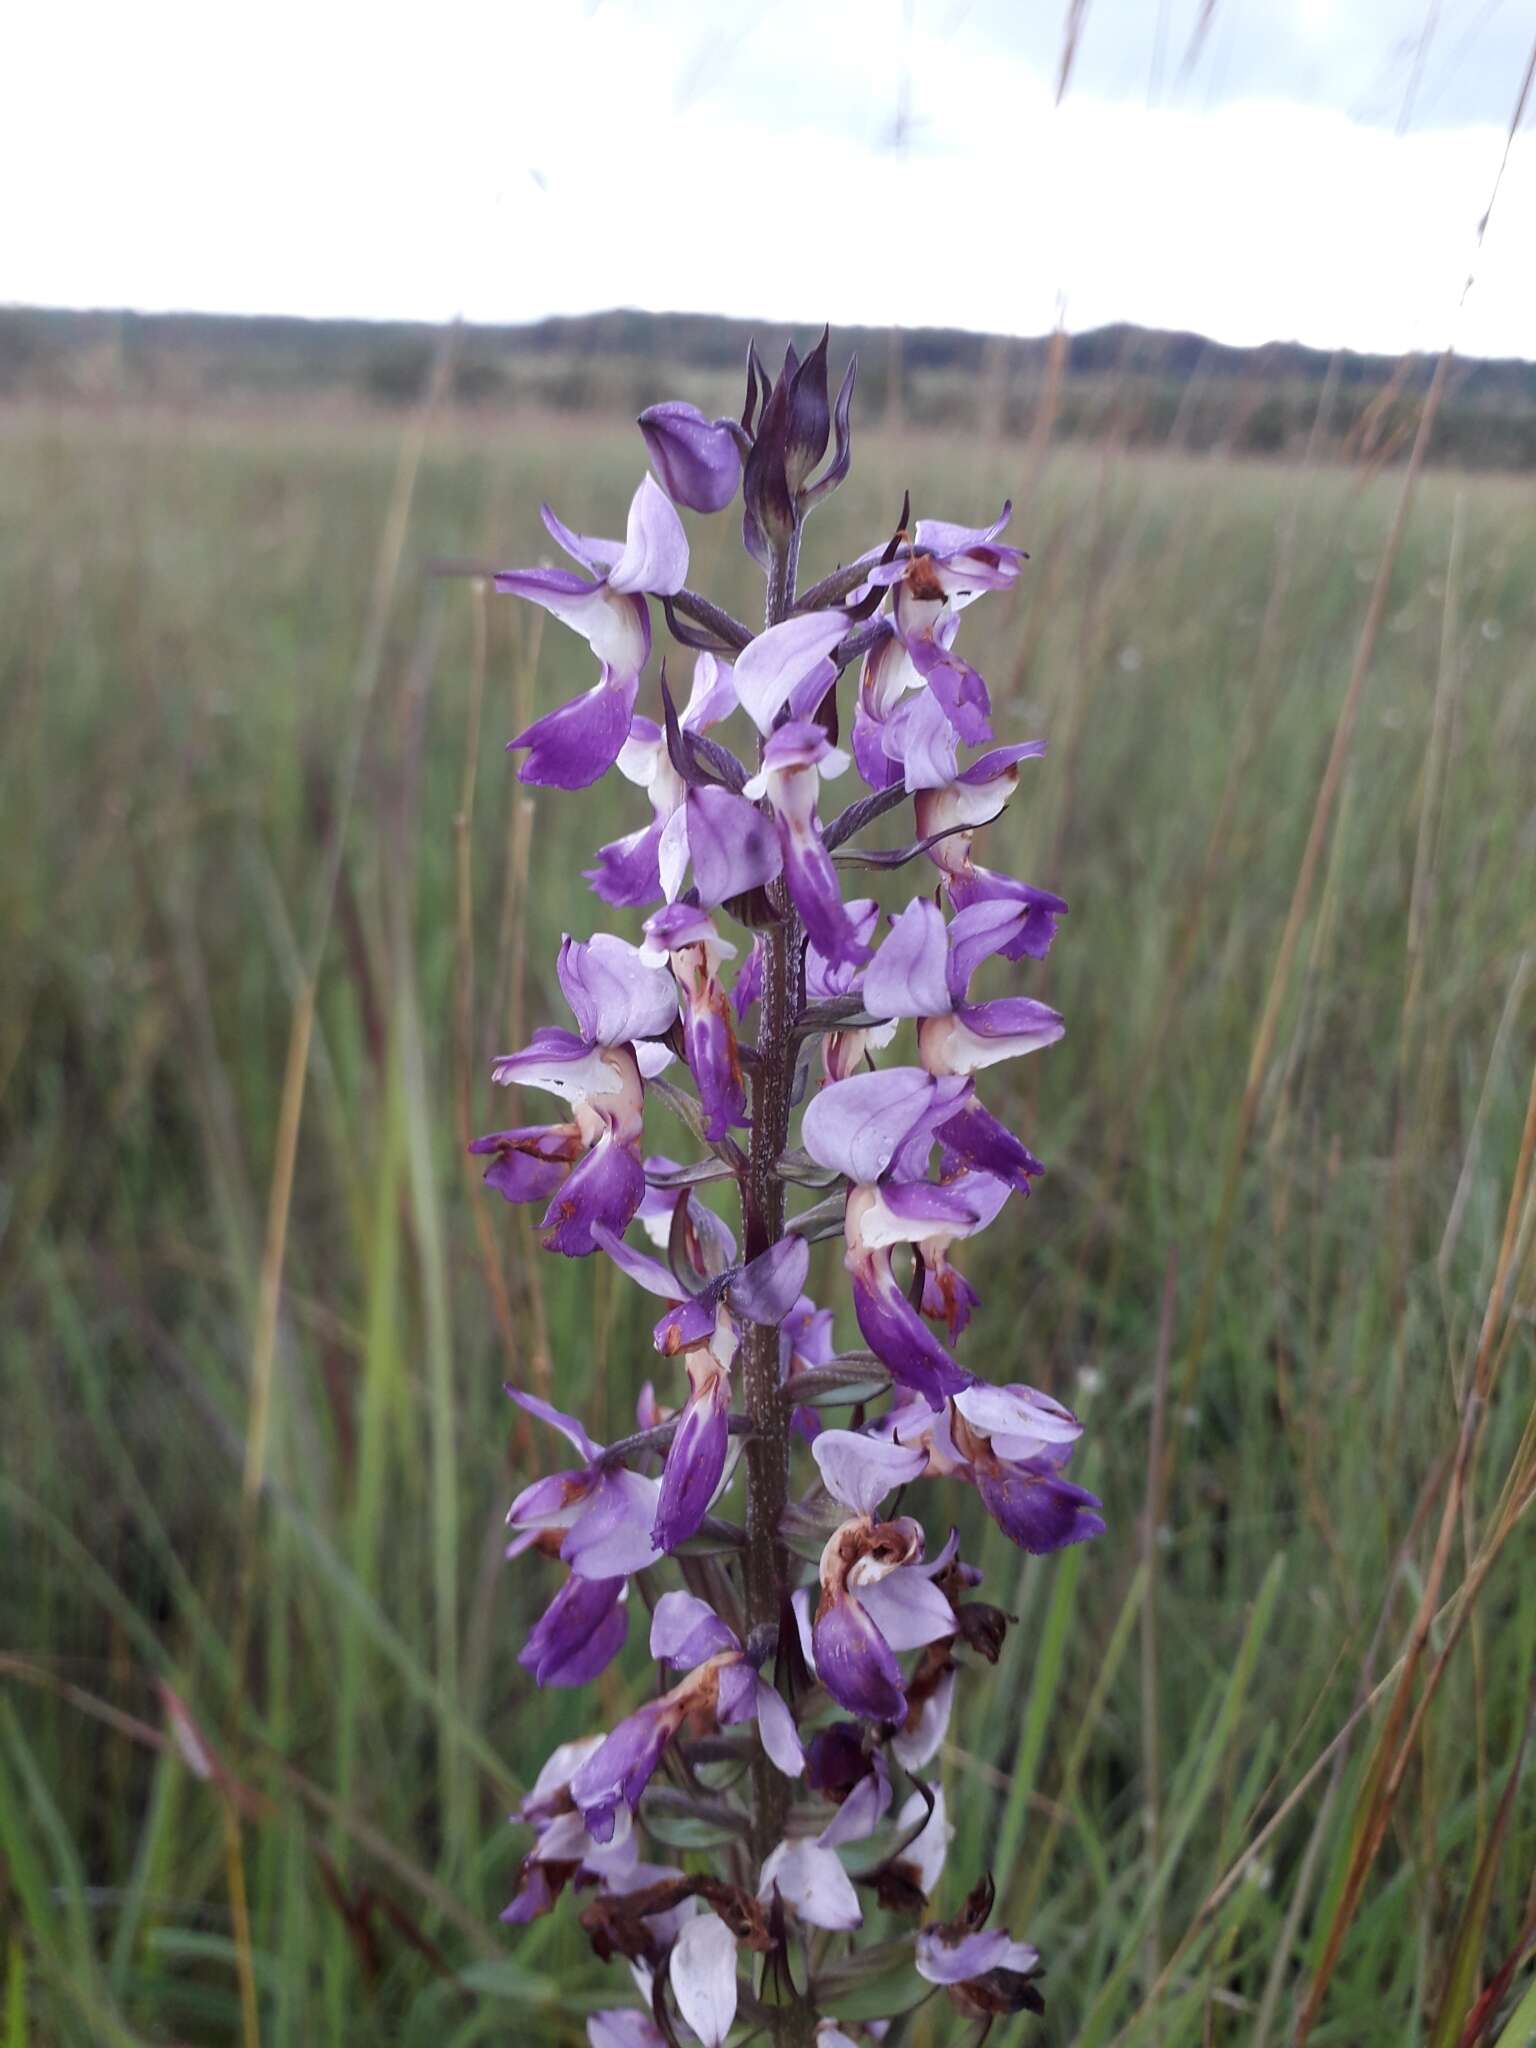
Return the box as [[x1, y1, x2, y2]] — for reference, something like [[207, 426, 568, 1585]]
[[5, 304, 1535, 469]]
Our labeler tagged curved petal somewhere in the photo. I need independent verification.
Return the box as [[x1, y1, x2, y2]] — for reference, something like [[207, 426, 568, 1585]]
[[540, 1131, 647, 1257], [850, 1258, 973, 1409], [682, 650, 740, 729], [558, 933, 678, 1046], [571, 1701, 672, 1842], [586, 820, 664, 908], [727, 1236, 810, 1327], [853, 1570, 956, 1652], [496, 568, 650, 675], [734, 612, 849, 734], [758, 1838, 863, 1931], [753, 1677, 806, 1777], [916, 1926, 1018, 1986], [862, 899, 952, 1021], [934, 1099, 1044, 1193], [976, 1464, 1106, 1555], [590, 1222, 683, 1301], [649, 1589, 738, 1667], [561, 1467, 664, 1578], [670, 1912, 738, 2047], [892, 1663, 956, 1772], [520, 1575, 628, 1687], [652, 1372, 731, 1551], [684, 785, 783, 906], [813, 1592, 907, 1722], [954, 1383, 1081, 1446], [506, 1386, 598, 1462], [812, 1430, 929, 1517], [492, 1029, 623, 1104], [882, 684, 961, 792], [539, 502, 626, 577], [608, 474, 690, 596], [802, 1068, 969, 1184], [509, 668, 642, 790], [895, 1782, 952, 1897]]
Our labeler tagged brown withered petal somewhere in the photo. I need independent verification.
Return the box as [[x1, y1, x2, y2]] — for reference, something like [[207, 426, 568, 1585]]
[[950, 1966, 1047, 2019], [949, 1872, 996, 1935], [868, 1861, 929, 1915], [694, 1877, 773, 1951], [956, 1600, 1010, 1663], [580, 1894, 663, 1965]]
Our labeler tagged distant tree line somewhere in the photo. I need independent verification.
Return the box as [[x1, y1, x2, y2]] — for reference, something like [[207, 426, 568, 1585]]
[[4, 305, 1535, 469]]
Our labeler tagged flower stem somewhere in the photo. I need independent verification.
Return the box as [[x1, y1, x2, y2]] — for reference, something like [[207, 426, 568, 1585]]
[[740, 529, 818, 2046]]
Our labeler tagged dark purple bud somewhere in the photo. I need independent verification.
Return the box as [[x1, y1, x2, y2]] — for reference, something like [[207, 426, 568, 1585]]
[[782, 327, 831, 496], [804, 354, 858, 508], [639, 401, 743, 514], [741, 340, 770, 436], [806, 1721, 876, 1803], [741, 358, 796, 570]]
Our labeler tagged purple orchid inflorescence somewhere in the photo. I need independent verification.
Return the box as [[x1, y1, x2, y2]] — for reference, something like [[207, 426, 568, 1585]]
[[474, 329, 1100, 2046]]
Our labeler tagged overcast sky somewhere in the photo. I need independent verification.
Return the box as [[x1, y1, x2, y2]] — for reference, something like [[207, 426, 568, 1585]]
[[7, 0, 1534, 357]]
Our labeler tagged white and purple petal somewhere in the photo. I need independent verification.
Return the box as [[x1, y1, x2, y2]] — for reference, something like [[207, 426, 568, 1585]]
[[813, 1592, 908, 1722], [758, 1837, 863, 1932], [812, 1430, 929, 1518], [669, 1912, 738, 2047], [648, 1589, 739, 1669], [733, 612, 849, 734]]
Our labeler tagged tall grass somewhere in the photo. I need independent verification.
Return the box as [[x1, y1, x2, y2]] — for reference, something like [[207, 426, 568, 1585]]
[[1, 393, 1533, 2043]]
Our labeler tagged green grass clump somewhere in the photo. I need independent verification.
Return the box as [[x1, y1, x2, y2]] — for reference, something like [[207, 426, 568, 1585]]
[[1, 399, 1533, 2045]]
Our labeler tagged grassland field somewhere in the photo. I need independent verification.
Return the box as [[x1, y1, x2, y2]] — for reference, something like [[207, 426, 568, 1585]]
[[2, 392, 1534, 2045]]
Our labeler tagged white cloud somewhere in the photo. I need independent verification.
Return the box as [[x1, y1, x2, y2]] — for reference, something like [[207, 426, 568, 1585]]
[[3, 0, 1531, 357]]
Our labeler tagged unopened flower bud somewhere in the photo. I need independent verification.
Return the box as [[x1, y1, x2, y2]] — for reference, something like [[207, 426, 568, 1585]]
[[639, 401, 742, 514]]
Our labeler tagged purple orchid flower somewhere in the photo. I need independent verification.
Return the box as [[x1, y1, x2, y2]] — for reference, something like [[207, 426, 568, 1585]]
[[743, 721, 872, 970], [886, 1383, 1107, 1554], [498, 476, 688, 789], [658, 781, 783, 909], [849, 506, 1023, 792], [916, 1923, 1045, 2021], [473, 933, 675, 1255], [804, 1434, 958, 1722], [504, 1390, 662, 1580], [587, 656, 740, 906], [639, 400, 743, 514], [571, 1592, 802, 1842], [477, 342, 1096, 2032], [914, 742, 1069, 960], [596, 1227, 808, 1550], [640, 903, 746, 1140], [733, 611, 848, 733], [863, 895, 1065, 1076]]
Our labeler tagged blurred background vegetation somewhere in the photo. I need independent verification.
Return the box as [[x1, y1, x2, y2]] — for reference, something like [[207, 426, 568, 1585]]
[[1, 323, 1535, 2044], [9, 303, 1536, 466]]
